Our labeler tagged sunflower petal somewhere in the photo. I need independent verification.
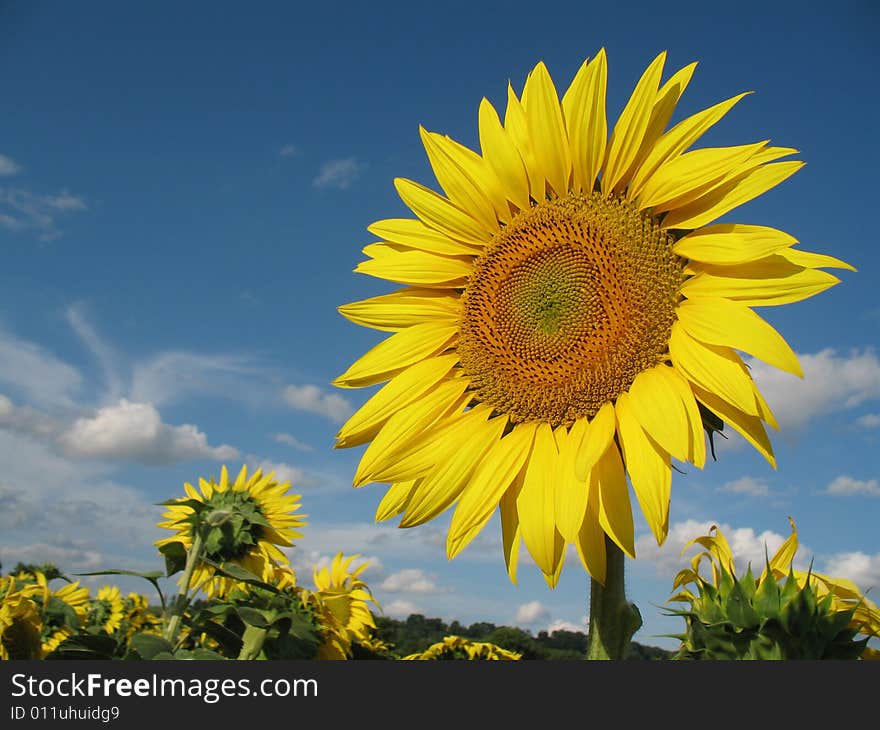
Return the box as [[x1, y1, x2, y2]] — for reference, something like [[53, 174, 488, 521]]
[[603, 51, 666, 194], [355, 249, 472, 288], [394, 177, 492, 245], [574, 401, 616, 480], [576, 490, 607, 584], [333, 321, 458, 389], [673, 224, 797, 265], [504, 84, 544, 201], [554, 419, 590, 542], [500, 473, 524, 583], [368, 217, 482, 256], [562, 49, 607, 194], [338, 288, 460, 333], [676, 297, 802, 376], [478, 97, 531, 212], [616, 393, 672, 545], [764, 516, 799, 581], [522, 61, 571, 198], [664, 366, 707, 468], [626, 365, 691, 462], [375, 481, 418, 522], [517, 423, 565, 575], [682, 262, 841, 306], [593, 443, 635, 558]]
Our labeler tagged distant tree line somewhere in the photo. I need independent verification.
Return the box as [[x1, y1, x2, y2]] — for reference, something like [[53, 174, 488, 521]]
[[372, 613, 671, 660]]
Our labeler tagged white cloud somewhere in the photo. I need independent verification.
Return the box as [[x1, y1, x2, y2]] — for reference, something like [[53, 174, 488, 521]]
[[0, 154, 21, 176], [383, 600, 420, 618], [312, 158, 362, 190], [272, 432, 313, 452], [58, 399, 238, 465], [245, 455, 322, 489], [380, 569, 446, 594], [0, 394, 58, 438], [718, 476, 770, 497], [821, 552, 880, 593], [0, 187, 87, 240], [546, 617, 589, 634], [0, 327, 82, 408], [66, 303, 124, 401], [825, 475, 880, 497], [635, 519, 797, 577], [281, 384, 354, 423], [856, 413, 880, 429], [279, 144, 298, 158], [749, 349, 880, 431], [514, 601, 549, 624], [0, 541, 104, 573]]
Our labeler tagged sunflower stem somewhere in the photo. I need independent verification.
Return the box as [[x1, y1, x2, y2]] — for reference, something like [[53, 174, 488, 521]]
[[586, 536, 642, 660], [164, 528, 205, 645]]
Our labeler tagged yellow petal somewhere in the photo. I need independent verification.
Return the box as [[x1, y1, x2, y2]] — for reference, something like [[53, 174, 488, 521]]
[[593, 443, 635, 558], [375, 480, 418, 522], [779, 247, 856, 272], [500, 473, 524, 583], [554, 419, 590, 542], [602, 51, 666, 194], [677, 297, 801, 376], [661, 161, 804, 230], [504, 83, 543, 201], [673, 224, 797, 265], [333, 320, 458, 389], [626, 365, 691, 462], [639, 142, 767, 212], [574, 401, 616, 480], [764, 516, 798, 581], [517, 423, 564, 575], [668, 322, 759, 416], [616, 392, 672, 545], [478, 97, 531, 212], [435, 132, 513, 223], [522, 61, 571, 198], [353, 379, 468, 486], [394, 177, 491, 245], [691, 383, 776, 467], [338, 288, 460, 333], [628, 92, 751, 199], [420, 127, 499, 232], [576, 489, 607, 584], [562, 49, 607, 194], [401, 411, 506, 527], [682, 260, 841, 306], [368, 218, 483, 256], [355, 248, 472, 288], [335, 353, 459, 448], [664, 366, 707, 468]]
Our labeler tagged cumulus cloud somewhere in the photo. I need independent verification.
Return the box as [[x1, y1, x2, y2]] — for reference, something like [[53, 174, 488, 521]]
[[749, 349, 880, 431], [718, 476, 770, 497], [272, 432, 313, 452], [821, 552, 880, 593], [856, 413, 880, 429], [635, 519, 798, 577], [514, 601, 549, 625], [0, 541, 104, 573], [0, 394, 58, 438], [825, 475, 880, 497], [380, 569, 447, 594], [0, 186, 87, 240], [58, 399, 238, 465], [546, 617, 589, 634], [312, 158, 362, 189], [0, 154, 21, 176], [383, 600, 421, 618], [281, 384, 354, 423]]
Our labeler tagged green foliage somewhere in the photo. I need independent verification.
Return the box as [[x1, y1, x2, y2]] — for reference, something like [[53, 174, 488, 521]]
[[667, 566, 869, 660]]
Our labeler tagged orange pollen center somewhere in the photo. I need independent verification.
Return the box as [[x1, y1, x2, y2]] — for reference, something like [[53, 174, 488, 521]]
[[457, 193, 685, 427]]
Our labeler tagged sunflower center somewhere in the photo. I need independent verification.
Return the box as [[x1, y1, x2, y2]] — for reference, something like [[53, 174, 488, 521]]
[[198, 490, 267, 562], [457, 193, 685, 427]]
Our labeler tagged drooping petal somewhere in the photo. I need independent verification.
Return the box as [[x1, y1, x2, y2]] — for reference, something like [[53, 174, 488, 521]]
[[500, 473, 524, 583], [616, 392, 672, 545], [375, 480, 418, 522], [676, 297, 802, 376], [664, 365, 707, 468], [562, 48, 607, 195], [593, 443, 635, 558], [333, 321, 458, 389], [626, 365, 691, 462], [574, 401, 616, 480], [554, 419, 590, 543], [576, 487, 607, 584]]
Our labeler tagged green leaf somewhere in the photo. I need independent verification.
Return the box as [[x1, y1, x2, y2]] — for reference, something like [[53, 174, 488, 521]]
[[158, 542, 188, 577], [76, 568, 167, 610], [45, 633, 117, 660], [127, 633, 176, 660], [236, 606, 269, 628]]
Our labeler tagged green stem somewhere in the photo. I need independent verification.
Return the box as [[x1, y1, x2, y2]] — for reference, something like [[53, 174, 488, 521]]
[[164, 529, 205, 645], [586, 536, 642, 660]]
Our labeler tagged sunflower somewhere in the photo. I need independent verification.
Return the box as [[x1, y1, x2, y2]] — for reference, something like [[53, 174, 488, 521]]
[[303, 553, 379, 659], [87, 586, 125, 636], [402, 635, 522, 660], [31, 573, 91, 655], [0, 576, 43, 660], [334, 49, 852, 586], [155, 465, 307, 598]]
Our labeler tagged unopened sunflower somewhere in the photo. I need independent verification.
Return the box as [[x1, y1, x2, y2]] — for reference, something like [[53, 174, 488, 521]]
[[334, 49, 852, 586]]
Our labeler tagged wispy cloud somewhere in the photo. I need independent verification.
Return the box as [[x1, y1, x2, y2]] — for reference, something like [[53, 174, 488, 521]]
[[66, 303, 124, 402], [245, 455, 322, 489], [0, 186, 87, 240], [279, 144, 298, 158], [0, 326, 83, 408], [856, 413, 880, 429], [272, 432, 313, 452], [312, 158, 362, 190], [282, 384, 354, 423], [825, 475, 880, 497], [718, 476, 771, 498], [380, 569, 448, 594], [0, 154, 21, 176]]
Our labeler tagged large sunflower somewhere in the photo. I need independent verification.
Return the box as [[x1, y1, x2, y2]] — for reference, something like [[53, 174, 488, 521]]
[[334, 50, 852, 587], [156, 465, 307, 597]]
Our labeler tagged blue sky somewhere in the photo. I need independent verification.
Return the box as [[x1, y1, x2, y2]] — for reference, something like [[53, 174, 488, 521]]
[[1, 1, 878, 650]]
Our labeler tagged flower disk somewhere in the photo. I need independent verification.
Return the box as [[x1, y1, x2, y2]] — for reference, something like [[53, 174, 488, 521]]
[[459, 194, 684, 427], [334, 50, 854, 587]]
